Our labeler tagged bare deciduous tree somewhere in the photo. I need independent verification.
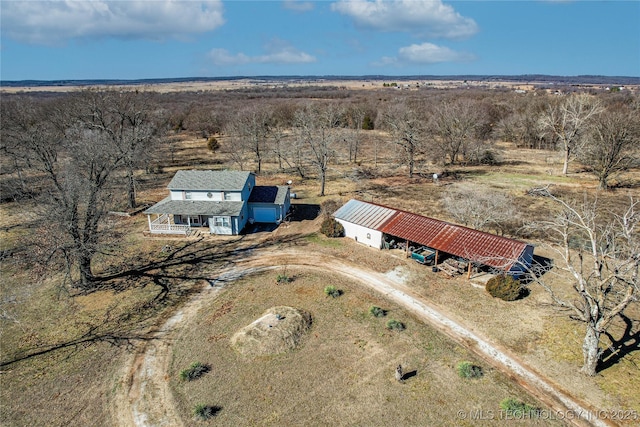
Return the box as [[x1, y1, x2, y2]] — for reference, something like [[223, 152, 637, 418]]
[[578, 107, 639, 189], [428, 98, 483, 165], [229, 106, 270, 173], [1, 98, 56, 198], [223, 121, 250, 171], [530, 195, 639, 376], [344, 104, 366, 163], [382, 101, 423, 177], [442, 185, 519, 235], [539, 93, 602, 175], [293, 103, 342, 196], [74, 90, 158, 209], [3, 96, 131, 289]]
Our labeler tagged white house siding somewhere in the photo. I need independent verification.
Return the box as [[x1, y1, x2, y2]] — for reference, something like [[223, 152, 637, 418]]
[[172, 190, 246, 202], [336, 219, 383, 249], [209, 216, 233, 235]]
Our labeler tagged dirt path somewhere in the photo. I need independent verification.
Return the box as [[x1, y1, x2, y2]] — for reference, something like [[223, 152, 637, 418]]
[[111, 248, 614, 427]]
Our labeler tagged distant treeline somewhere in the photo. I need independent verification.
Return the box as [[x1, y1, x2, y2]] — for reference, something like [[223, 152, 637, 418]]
[[2, 74, 639, 87]]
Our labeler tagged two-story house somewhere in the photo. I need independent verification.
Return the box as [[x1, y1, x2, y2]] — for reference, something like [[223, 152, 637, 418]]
[[144, 170, 290, 235]]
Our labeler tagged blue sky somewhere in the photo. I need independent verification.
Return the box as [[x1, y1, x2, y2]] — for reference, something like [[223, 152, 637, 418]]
[[1, 0, 638, 81]]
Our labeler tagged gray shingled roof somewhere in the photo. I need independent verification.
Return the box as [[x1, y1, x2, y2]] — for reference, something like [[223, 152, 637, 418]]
[[167, 170, 252, 191], [248, 186, 289, 204], [144, 197, 244, 217]]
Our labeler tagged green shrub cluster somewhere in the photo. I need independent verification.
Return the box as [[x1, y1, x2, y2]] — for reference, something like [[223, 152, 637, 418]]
[[320, 217, 345, 237], [179, 362, 210, 381], [276, 273, 291, 284], [486, 274, 524, 301], [324, 285, 342, 298], [386, 319, 405, 331], [193, 404, 221, 420], [369, 306, 386, 318], [456, 361, 483, 379], [207, 137, 220, 153], [499, 398, 540, 418], [362, 114, 375, 130]]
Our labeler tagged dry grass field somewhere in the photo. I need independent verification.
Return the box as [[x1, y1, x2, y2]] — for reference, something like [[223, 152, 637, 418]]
[[1, 89, 639, 426], [169, 268, 562, 426]]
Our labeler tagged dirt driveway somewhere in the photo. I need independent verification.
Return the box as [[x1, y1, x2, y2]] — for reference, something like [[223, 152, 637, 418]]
[[111, 248, 614, 427]]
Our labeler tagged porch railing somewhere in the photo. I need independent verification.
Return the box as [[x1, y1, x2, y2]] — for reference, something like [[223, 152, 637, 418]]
[[150, 214, 191, 235]]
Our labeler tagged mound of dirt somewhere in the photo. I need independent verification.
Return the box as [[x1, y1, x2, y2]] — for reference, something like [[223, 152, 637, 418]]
[[230, 306, 312, 356]]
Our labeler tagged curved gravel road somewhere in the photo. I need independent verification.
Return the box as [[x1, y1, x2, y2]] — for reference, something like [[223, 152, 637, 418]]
[[111, 249, 613, 427]]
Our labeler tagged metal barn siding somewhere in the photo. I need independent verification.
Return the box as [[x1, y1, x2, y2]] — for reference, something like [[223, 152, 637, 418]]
[[333, 199, 397, 249], [333, 199, 397, 230], [380, 210, 530, 271], [334, 199, 534, 272]]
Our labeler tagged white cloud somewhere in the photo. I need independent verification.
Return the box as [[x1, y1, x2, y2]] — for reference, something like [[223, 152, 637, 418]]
[[207, 49, 252, 66], [374, 42, 474, 66], [208, 41, 316, 66], [1, 1, 225, 45], [331, 0, 478, 39], [398, 42, 474, 63], [282, 0, 314, 12]]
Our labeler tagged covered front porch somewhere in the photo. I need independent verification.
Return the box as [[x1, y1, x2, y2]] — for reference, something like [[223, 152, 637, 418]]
[[143, 197, 245, 236], [147, 213, 193, 235]]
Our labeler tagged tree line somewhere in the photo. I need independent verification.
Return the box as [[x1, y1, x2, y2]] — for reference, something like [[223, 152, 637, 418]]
[[174, 88, 638, 189], [2, 88, 638, 289]]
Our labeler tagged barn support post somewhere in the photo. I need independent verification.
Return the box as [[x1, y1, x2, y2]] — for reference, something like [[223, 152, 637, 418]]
[[406, 239, 409, 258], [467, 262, 472, 279], [434, 250, 439, 266]]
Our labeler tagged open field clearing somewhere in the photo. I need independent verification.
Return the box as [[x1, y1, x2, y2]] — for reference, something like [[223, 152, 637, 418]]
[[168, 267, 562, 426]]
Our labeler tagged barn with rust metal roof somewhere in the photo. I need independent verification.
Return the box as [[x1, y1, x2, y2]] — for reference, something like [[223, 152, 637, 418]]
[[334, 199, 534, 274]]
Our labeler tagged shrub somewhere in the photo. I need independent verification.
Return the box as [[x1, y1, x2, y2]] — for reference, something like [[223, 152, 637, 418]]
[[478, 149, 500, 165], [362, 114, 375, 130], [276, 273, 291, 284], [499, 398, 540, 418], [324, 285, 342, 298], [179, 362, 210, 381], [386, 319, 405, 331], [456, 361, 483, 379], [320, 217, 344, 237], [207, 137, 220, 153], [193, 404, 221, 420], [369, 306, 386, 318], [486, 274, 524, 301]]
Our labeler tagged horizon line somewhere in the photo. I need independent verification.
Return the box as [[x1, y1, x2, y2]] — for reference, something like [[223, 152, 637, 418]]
[[2, 74, 639, 86]]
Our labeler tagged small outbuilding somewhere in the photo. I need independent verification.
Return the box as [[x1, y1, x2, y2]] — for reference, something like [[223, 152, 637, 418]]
[[332, 199, 395, 248], [333, 199, 535, 276]]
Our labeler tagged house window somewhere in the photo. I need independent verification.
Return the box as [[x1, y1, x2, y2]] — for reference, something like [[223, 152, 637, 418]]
[[207, 192, 213, 199], [366, 233, 371, 239], [224, 192, 233, 201], [185, 191, 192, 200], [214, 217, 230, 228]]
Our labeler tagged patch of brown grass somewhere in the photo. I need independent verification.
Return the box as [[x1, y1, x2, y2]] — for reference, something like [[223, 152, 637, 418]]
[[169, 269, 561, 426]]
